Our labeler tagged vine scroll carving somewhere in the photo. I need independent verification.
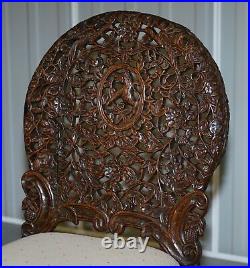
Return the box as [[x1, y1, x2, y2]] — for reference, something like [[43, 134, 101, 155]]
[[22, 11, 229, 265]]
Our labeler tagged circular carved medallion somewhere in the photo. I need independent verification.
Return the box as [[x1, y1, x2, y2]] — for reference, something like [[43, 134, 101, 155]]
[[97, 64, 145, 130]]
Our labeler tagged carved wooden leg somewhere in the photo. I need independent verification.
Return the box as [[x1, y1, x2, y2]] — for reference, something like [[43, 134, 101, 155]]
[[21, 171, 56, 237]]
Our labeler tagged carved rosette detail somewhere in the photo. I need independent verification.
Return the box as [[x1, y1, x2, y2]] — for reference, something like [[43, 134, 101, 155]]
[[22, 11, 229, 265]]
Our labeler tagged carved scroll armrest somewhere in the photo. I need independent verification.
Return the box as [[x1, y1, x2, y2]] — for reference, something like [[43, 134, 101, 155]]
[[165, 190, 208, 265], [21, 171, 56, 237]]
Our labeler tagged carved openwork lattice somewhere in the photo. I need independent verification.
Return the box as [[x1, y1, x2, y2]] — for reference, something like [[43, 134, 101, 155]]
[[22, 11, 229, 265]]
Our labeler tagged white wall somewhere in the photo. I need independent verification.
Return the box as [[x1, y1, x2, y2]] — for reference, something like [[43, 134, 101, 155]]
[[2, 2, 248, 264]]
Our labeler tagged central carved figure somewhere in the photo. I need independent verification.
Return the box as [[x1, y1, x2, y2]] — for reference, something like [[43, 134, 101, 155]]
[[98, 65, 145, 130]]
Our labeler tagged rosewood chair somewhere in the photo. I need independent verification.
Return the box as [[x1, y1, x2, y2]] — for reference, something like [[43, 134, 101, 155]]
[[3, 11, 229, 266]]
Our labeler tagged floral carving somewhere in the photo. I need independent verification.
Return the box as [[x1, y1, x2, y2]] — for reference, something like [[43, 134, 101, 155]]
[[22, 11, 229, 265]]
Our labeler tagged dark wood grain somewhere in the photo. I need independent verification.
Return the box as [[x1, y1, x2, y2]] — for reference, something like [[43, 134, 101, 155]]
[[21, 11, 229, 265]]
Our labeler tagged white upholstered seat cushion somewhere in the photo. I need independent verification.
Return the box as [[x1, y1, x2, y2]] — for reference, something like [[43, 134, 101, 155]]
[[3, 232, 179, 266]]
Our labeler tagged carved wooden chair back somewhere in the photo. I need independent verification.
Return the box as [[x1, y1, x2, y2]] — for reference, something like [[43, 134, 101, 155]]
[[22, 11, 229, 265]]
